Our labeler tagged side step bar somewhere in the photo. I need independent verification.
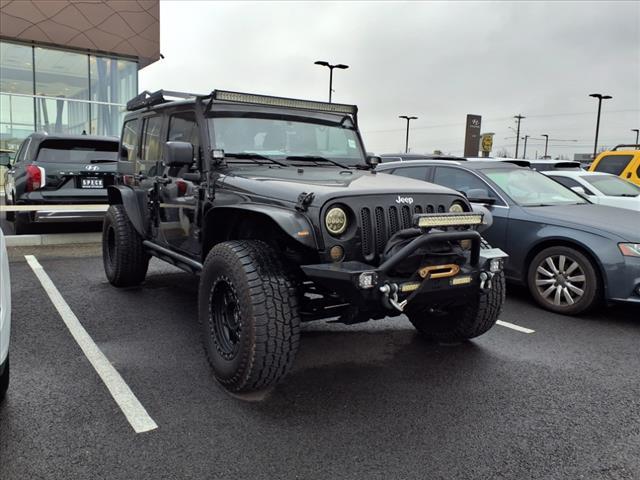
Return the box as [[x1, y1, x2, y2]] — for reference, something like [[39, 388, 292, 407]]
[[142, 241, 203, 274]]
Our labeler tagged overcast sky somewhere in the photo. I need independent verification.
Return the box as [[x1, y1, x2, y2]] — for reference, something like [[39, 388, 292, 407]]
[[140, 1, 640, 158]]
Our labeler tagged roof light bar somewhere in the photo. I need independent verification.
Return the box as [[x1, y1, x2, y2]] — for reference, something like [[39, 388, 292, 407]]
[[414, 213, 483, 229], [213, 90, 357, 116]]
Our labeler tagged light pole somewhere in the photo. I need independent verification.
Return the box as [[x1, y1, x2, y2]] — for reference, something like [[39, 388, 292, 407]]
[[589, 93, 612, 159], [399, 115, 418, 153], [541, 134, 549, 158], [521, 135, 530, 159], [632, 128, 639, 145], [314, 61, 349, 103], [514, 114, 525, 158]]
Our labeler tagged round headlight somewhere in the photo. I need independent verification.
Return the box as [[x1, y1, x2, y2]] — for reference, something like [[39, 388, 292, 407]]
[[449, 202, 465, 213], [325, 207, 348, 236]]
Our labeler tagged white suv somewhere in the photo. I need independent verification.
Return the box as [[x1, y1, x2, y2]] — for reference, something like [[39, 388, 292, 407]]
[[0, 228, 11, 401]]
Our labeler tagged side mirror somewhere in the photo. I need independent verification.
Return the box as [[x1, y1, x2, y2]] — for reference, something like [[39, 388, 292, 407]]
[[571, 186, 587, 196], [471, 204, 493, 233], [366, 155, 381, 168], [164, 141, 193, 167], [465, 188, 496, 205]]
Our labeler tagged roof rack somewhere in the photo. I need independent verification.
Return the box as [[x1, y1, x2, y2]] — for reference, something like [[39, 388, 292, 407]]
[[612, 144, 640, 151], [126, 90, 208, 111]]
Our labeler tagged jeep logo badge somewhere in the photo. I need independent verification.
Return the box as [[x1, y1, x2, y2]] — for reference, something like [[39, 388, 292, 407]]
[[85, 165, 99, 171], [395, 196, 414, 205]]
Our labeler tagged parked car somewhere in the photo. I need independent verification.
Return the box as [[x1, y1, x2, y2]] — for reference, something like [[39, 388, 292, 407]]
[[0, 228, 11, 401], [465, 157, 582, 171], [589, 144, 640, 186], [381, 153, 465, 162], [377, 159, 640, 315], [2, 133, 119, 234], [545, 170, 640, 212]]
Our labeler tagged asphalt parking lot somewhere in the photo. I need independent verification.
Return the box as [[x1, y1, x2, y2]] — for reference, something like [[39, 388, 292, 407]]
[[1, 243, 638, 480]]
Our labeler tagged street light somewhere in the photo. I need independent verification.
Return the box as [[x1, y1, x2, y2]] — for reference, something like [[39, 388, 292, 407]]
[[314, 61, 349, 103], [541, 134, 549, 158], [399, 115, 418, 153], [632, 128, 639, 145], [589, 93, 612, 159]]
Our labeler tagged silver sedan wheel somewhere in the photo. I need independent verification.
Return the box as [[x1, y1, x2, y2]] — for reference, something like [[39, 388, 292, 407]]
[[535, 254, 586, 306]]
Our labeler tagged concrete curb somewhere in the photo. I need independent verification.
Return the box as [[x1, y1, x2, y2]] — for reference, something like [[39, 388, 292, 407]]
[[5, 232, 101, 247]]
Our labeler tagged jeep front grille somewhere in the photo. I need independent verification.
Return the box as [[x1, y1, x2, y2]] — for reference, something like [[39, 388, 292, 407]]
[[359, 203, 447, 258]]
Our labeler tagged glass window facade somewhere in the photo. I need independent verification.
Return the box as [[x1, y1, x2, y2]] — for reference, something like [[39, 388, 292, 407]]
[[0, 40, 137, 152]]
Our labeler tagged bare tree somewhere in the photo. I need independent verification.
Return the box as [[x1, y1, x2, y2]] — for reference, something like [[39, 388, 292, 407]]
[[495, 147, 510, 158]]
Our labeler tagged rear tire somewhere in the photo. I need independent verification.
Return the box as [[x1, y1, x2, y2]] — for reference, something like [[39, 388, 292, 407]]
[[13, 212, 30, 235], [527, 246, 599, 315], [102, 204, 149, 287], [0, 356, 9, 402], [198, 240, 300, 394], [407, 271, 505, 342]]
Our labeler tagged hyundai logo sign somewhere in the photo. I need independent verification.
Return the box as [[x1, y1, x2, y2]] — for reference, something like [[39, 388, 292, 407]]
[[85, 165, 99, 171]]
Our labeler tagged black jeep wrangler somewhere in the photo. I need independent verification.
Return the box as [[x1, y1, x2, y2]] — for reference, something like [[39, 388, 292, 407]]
[[103, 89, 507, 394]]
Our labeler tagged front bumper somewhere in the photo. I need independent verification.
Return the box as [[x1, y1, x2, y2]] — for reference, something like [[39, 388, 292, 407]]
[[302, 230, 507, 316]]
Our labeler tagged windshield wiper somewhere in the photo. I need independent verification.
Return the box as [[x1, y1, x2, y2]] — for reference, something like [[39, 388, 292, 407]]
[[285, 155, 351, 169], [618, 193, 639, 197], [225, 152, 287, 166]]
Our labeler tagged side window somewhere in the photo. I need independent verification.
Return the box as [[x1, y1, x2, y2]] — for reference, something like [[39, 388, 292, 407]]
[[593, 155, 633, 175], [15, 138, 31, 163], [167, 112, 200, 158], [120, 119, 138, 161], [141, 116, 163, 163], [433, 167, 499, 201], [393, 166, 428, 181]]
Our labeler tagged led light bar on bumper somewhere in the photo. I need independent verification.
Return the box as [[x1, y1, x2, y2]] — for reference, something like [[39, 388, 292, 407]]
[[414, 212, 483, 229], [213, 90, 357, 115]]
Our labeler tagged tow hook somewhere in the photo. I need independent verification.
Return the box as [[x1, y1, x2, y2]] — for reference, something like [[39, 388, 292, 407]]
[[479, 271, 494, 291], [380, 283, 408, 312]]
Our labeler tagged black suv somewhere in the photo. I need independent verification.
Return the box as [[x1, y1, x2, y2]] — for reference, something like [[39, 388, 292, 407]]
[[3, 133, 119, 234], [103, 90, 508, 394]]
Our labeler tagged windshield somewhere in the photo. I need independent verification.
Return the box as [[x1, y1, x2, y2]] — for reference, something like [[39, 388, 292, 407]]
[[36, 139, 118, 163], [209, 116, 365, 167], [583, 174, 640, 197], [484, 168, 588, 206]]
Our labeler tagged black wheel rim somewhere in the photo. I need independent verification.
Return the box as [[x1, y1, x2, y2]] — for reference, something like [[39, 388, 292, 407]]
[[106, 226, 116, 265], [535, 254, 586, 307], [209, 277, 242, 360]]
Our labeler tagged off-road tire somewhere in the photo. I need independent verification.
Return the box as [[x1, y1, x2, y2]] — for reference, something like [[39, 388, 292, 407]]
[[5, 194, 15, 222], [13, 211, 30, 235], [198, 240, 301, 394], [408, 270, 505, 342], [527, 246, 599, 315], [102, 204, 149, 287], [407, 240, 505, 341], [0, 356, 9, 402]]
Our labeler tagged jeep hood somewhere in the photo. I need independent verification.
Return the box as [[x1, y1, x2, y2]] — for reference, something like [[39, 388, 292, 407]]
[[218, 166, 459, 204]]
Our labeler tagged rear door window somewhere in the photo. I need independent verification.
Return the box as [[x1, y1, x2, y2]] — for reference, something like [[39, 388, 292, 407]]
[[548, 176, 595, 195], [392, 166, 428, 181], [593, 155, 633, 175], [433, 166, 501, 203], [121, 119, 139, 162]]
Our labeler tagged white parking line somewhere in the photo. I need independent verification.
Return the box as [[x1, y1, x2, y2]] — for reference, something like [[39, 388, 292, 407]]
[[25, 255, 158, 434], [496, 320, 536, 334]]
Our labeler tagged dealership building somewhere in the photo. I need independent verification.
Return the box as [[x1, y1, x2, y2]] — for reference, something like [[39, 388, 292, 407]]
[[0, 0, 160, 152]]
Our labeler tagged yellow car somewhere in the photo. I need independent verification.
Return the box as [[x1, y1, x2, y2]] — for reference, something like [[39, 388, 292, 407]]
[[589, 144, 640, 186]]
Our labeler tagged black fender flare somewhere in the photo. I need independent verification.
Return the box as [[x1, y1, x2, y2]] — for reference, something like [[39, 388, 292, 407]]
[[203, 204, 319, 250], [107, 185, 148, 237]]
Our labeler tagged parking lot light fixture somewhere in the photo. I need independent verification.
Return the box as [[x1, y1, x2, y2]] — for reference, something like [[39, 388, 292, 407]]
[[589, 93, 613, 159], [632, 128, 639, 145], [399, 115, 418, 153], [541, 134, 549, 158], [314, 61, 349, 103], [514, 115, 525, 158]]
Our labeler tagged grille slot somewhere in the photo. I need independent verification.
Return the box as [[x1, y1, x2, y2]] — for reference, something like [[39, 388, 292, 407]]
[[374, 207, 386, 253], [388, 206, 400, 236], [414, 205, 423, 214], [360, 207, 373, 256], [401, 205, 412, 229]]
